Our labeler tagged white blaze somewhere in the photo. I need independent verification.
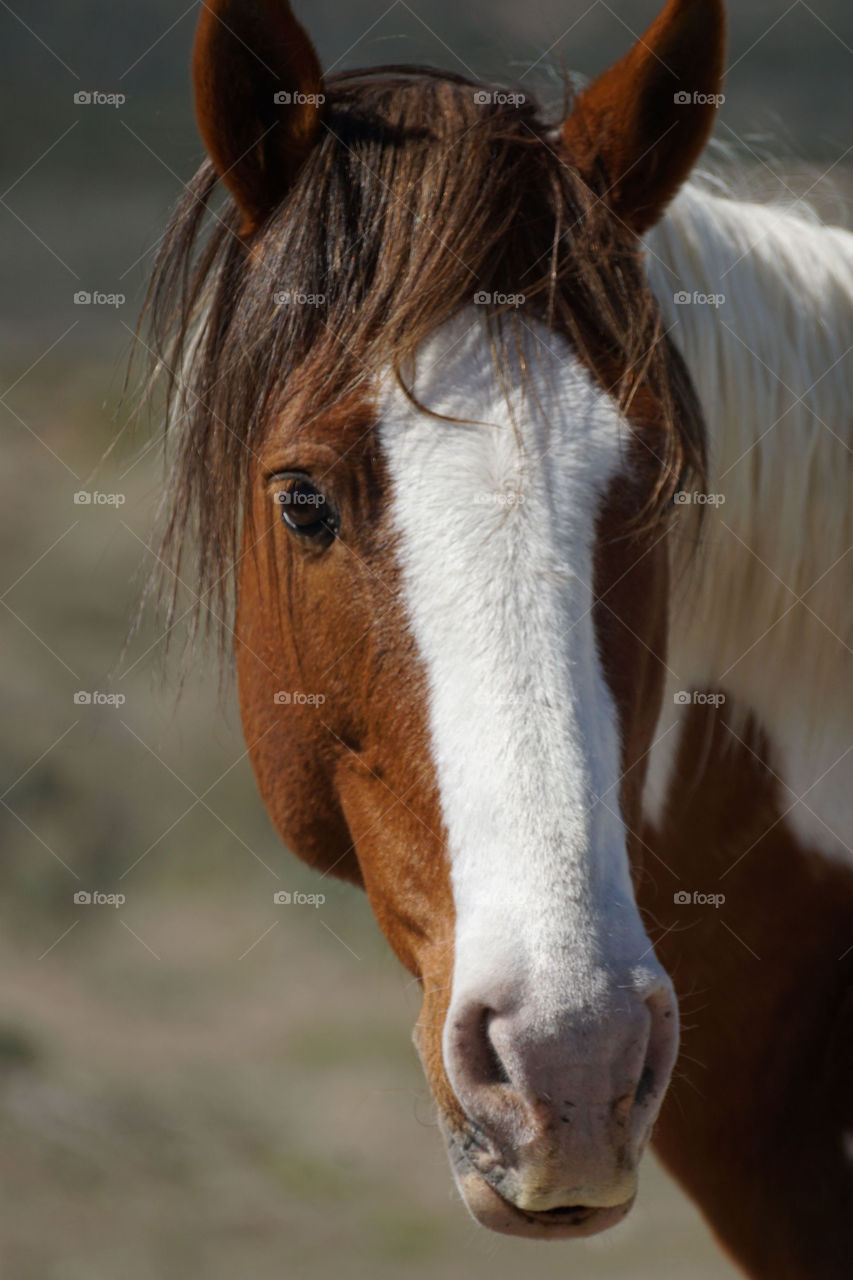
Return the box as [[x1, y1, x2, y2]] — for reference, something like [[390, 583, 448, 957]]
[[379, 313, 664, 1025]]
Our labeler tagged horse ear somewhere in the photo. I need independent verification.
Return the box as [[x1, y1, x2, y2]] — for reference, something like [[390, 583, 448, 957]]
[[192, 0, 324, 237], [562, 0, 726, 234]]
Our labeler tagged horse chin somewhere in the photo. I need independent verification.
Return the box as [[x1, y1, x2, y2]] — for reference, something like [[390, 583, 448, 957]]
[[452, 1164, 634, 1240], [443, 1127, 636, 1240]]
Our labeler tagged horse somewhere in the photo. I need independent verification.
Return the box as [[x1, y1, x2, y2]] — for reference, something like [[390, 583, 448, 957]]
[[141, 1, 853, 1276]]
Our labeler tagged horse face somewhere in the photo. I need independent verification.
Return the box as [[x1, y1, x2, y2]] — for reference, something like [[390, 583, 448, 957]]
[[233, 310, 680, 1234], [187, 0, 725, 1241]]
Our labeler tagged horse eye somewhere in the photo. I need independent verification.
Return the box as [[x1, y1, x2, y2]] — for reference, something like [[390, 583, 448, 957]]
[[274, 475, 337, 546]]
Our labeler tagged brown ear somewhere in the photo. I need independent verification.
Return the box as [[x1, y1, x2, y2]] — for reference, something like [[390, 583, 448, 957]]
[[562, 0, 726, 234], [193, 0, 324, 237]]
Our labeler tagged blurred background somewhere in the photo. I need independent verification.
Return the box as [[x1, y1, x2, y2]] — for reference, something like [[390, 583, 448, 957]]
[[1, 2, 851, 1277]]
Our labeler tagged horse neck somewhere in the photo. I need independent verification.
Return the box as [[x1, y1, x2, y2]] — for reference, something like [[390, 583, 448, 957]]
[[641, 181, 853, 859]]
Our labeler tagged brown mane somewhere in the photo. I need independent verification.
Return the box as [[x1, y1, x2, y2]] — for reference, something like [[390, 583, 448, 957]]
[[139, 65, 705, 649]]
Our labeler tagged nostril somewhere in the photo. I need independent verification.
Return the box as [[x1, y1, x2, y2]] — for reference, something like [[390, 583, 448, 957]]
[[448, 1002, 513, 1093], [482, 1009, 512, 1086], [633, 1063, 655, 1107], [635, 986, 679, 1113], [445, 980, 679, 1152]]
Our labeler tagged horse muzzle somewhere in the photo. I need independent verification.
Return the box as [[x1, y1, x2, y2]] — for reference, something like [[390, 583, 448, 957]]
[[445, 1133, 636, 1238], [418, 964, 678, 1238]]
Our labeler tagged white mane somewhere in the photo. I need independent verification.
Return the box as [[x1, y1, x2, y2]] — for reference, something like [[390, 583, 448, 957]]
[[643, 177, 853, 862]]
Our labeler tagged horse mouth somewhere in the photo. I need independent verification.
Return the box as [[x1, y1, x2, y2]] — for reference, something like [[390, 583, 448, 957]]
[[446, 1132, 635, 1239], [457, 1169, 634, 1239]]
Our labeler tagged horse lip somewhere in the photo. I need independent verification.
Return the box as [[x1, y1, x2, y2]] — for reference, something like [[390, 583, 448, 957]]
[[457, 1168, 634, 1239], [445, 1127, 635, 1239]]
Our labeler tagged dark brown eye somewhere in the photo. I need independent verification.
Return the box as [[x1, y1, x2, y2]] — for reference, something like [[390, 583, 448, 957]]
[[274, 475, 338, 546]]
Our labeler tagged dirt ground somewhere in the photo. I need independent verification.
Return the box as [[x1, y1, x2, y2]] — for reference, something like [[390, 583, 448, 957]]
[[1, 894, 744, 1280]]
